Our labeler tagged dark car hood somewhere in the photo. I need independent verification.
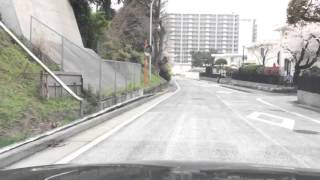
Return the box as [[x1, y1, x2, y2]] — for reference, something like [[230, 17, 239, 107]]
[[2, 161, 320, 180]]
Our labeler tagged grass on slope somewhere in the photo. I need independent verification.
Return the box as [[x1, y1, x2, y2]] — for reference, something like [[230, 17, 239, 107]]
[[0, 29, 79, 148]]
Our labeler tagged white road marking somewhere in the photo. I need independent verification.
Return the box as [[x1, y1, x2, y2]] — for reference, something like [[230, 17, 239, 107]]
[[247, 112, 295, 130], [216, 95, 310, 168], [44, 171, 77, 180], [257, 98, 320, 125], [55, 80, 181, 164], [218, 86, 249, 95], [197, 82, 219, 88], [216, 91, 232, 94], [198, 78, 249, 94]]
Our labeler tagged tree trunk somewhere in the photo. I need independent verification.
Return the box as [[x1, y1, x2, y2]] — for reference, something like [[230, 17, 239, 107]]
[[293, 67, 300, 85]]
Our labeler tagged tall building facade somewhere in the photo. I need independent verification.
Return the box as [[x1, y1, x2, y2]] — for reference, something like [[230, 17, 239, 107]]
[[239, 19, 257, 50], [167, 13, 240, 64]]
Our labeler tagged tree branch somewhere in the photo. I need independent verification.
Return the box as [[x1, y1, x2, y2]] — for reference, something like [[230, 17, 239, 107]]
[[299, 38, 320, 69]]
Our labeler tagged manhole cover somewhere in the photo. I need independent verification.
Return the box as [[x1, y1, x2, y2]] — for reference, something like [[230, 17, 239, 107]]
[[294, 129, 319, 135]]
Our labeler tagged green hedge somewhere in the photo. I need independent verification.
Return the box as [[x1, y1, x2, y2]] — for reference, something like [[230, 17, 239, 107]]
[[239, 64, 264, 75]]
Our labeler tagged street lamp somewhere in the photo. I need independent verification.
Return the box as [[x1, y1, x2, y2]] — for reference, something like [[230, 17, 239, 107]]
[[149, 0, 156, 80]]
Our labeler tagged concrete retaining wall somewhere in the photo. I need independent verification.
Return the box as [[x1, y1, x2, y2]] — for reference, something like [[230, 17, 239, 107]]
[[0, 0, 83, 46], [298, 90, 320, 108], [0, 0, 22, 35]]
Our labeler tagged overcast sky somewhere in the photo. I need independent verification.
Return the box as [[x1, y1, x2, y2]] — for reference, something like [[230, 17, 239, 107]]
[[167, 0, 290, 41], [111, 0, 291, 41]]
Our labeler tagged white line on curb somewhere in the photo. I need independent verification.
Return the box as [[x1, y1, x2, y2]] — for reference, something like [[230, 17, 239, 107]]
[[55, 80, 181, 164]]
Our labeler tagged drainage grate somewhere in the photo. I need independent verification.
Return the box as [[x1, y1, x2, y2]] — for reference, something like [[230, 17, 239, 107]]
[[294, 129, 320, 135]]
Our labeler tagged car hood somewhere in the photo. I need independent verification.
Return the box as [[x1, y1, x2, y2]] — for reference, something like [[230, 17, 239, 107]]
[[1, 161, 320, 180]]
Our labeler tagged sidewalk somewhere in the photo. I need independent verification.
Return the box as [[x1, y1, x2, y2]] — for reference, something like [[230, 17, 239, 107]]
[[200, 76, 296, 93]]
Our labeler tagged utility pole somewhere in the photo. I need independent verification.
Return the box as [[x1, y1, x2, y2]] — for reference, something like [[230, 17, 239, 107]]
[[242, 46, 245, 65]]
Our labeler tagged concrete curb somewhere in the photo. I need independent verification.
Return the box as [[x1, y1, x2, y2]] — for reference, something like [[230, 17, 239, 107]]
[[230, 82, 297, 93], [0, 88, 169, 168], [294, 102, 320, 113], [200, 76, 296, 93]]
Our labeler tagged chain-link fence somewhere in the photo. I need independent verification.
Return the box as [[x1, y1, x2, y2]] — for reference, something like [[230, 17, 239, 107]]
[[29, 16, 142, 109]]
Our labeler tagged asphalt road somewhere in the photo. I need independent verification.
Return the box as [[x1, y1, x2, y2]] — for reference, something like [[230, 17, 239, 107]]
[[9, 77, 320, 169]]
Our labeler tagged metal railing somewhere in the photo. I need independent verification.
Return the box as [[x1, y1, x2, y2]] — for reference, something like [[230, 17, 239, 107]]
[[29, 16, 142, 109], [0, 20, 85, 113]]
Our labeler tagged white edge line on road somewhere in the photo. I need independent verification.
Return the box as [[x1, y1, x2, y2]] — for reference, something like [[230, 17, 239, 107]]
[[216, 95, 310, 168], [55, 80, 181, 164], [198, 79, 248, 95], [257, 98, 320, 125]]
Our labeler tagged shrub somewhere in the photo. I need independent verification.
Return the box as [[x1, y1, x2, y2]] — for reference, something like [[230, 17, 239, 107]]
[[159, 64, 172, 82], [205, 67, 213, 74], [215, 59, 228, 65], [264, 67, 280, 76], [239, 64, 264, 75]]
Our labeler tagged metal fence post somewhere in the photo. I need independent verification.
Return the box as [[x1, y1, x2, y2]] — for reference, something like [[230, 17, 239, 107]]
[[132, 63, 135, 91], [80, 101, 84, 117], [29, 16, 33, 42], [61, 37, 64, 71], [123, 63, 130, 96], [98, 57, 102, 110], [114, 62, 117, 104]]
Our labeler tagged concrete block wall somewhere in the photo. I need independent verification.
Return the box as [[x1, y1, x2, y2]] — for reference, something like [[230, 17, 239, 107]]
[[298, 90, 320, 108], [0, 0, 83, 47]]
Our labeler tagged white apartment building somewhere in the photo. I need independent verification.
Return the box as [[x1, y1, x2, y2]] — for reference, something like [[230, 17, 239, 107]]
[[167, 13, 240, 65]]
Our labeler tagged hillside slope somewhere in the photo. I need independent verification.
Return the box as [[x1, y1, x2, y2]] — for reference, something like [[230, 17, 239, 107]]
[[0, 29, 79, 148]]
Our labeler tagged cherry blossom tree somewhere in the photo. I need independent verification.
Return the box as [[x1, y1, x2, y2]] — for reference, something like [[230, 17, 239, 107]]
[[282, 22, 320, 84], [287, 0, 320, 24]]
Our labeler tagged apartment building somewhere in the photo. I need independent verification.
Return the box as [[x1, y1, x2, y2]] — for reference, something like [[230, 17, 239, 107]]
[[167, 13, 240, 65]]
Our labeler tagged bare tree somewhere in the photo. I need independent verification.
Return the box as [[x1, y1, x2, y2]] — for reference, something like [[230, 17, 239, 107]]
[[250, 42, 277, 66]]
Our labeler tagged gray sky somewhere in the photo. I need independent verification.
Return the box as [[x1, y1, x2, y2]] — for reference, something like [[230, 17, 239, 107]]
[[167, 0, 291, 41]]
